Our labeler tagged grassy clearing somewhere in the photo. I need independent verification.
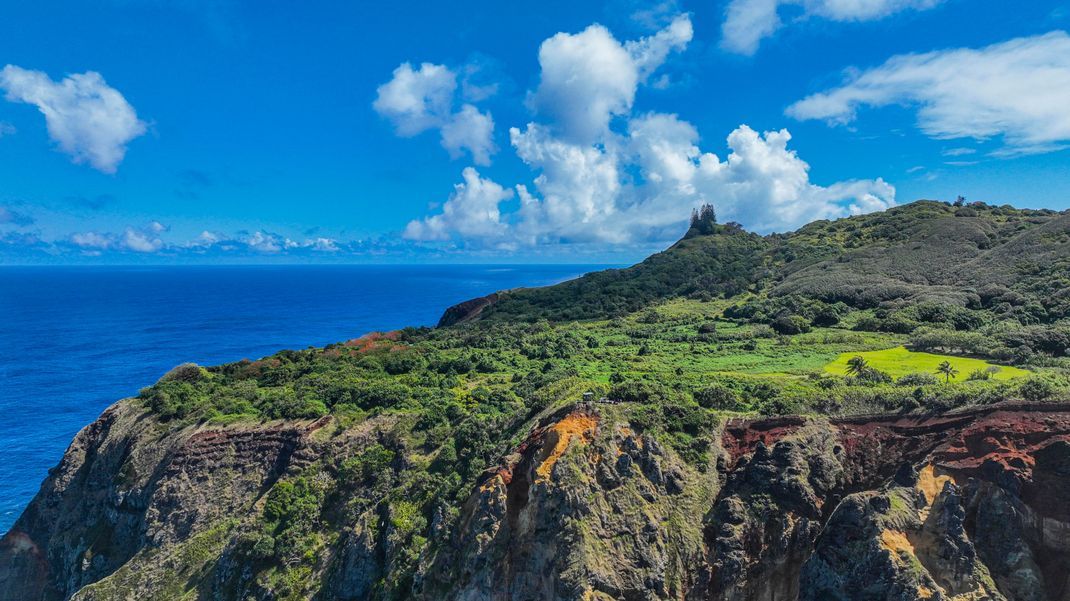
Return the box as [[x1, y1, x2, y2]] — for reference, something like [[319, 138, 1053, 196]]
[[564, 298, 904, 383], [824, 346, 1030, 381]]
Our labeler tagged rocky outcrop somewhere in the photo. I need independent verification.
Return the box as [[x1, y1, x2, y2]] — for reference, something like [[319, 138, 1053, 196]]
[[421, 402, 714, 598], [703, 403, 1070, 601], [0, 400, 330, 601], [437, 293, 500, 327], [420, 404, 716, 601], [423, 402, 1070, 601], [3, 401, 1070, 600]]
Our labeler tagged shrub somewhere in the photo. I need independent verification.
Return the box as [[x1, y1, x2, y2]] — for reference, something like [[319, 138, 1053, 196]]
[[637, 309, 663, 324], [850, 368, 893, 386], [609, 380, 677, 404], [431, 355, 474, 375], [693, 384, 740, 410], [897, 372, 938, 387], [139, 380, 207, 421], [249, 533, 276, 559], [879, 314, 919, 334], [750, 325, 776, 339], [772, 314, 811, 335], [909, 327, 991, 356], [339, 444, 395, 485], [1019, 378, 1055, 402], [811, 305, 841, 327], [381, 353, 424, 375], [159, 362, 205, 383]]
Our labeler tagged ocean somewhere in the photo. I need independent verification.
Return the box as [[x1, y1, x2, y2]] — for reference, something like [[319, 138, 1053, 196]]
[[0, 264, 604, 533]]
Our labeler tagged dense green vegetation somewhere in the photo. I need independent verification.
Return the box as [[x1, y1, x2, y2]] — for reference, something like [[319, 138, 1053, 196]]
[[131, 199, 1070, 597]]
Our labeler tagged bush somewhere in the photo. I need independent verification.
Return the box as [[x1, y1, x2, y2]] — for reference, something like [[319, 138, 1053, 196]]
[[1019, 378, 1055, 402], [850, 368, 893, 385], [909, 327, 991, 356], [812, 305, 841, 327], [339, 444, 395, 485], [381, 353, 424, 375], [140, 380, 207, 421], [159, 362, 205, 383], [772, 314, 811, 335], [431, 355, 474, 375], [879, 314, 920, 334], [609, 380, 676, 404], [637, 309, 663, 324], [693, 384, 740, 410], [897, 372, 938, 387]]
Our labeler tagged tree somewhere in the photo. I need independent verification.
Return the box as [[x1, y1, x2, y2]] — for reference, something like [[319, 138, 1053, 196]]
[[954, 195, 966, 207], [689, 203, 717, 236], [846, 356, 869, 378], [936, 360, 959, 383]]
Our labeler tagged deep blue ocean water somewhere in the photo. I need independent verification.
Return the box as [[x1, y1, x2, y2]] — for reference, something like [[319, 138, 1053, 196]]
[[0, 264, 604, 534]]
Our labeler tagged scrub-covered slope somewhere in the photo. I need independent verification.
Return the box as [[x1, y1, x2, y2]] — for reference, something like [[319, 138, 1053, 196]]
[[460, 200, 1070, 324]]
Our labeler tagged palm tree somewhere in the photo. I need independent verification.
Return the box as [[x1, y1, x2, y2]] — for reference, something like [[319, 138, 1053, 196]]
[[936, 360, 959, 383], [846, 356, 869, 378]]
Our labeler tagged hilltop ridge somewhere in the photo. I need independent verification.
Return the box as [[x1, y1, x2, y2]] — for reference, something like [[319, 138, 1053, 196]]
[[450, 199, 1070, 324]]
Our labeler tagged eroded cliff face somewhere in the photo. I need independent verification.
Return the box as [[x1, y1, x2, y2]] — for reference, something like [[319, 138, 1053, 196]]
[[425, 402, 1070, 601], [2, 401, 1069, 600], [0, 400, 351, 601], [420, 405, 717, 601]]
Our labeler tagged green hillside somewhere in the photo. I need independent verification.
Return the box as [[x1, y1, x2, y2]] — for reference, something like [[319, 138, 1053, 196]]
[[478, 200, 1070, 325], [16, 199, 1070, 600]]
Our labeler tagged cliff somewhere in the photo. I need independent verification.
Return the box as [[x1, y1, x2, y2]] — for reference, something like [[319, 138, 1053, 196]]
[[4, 200, 1070, 599], [3, 399, 1069, 600]]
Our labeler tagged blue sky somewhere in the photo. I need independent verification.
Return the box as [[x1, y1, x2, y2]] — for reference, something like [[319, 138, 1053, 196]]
[[1, 0, 1069, 264]]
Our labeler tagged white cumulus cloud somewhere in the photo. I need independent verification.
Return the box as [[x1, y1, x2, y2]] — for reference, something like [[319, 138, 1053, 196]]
[[245, 231, 284, 253], [404, 14, 893, 249], [0, 65, 147, 173], [373, 62, 496, 165], [70, 231, 113, 249], [413, 118, 894, 246], [721, 0, 943, 55], [308, 237, 339, 252], [509, 123, 624, 243], [373, 62, 456, 136], [121, 226, 164, 252], [786, 31, 1070, 155], [440, 104, 496, 165], [404, 166, 513, 242], [531, 15, 692, 144]]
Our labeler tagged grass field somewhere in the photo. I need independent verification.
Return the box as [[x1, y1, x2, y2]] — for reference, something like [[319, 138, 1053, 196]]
[[563, 298, 906, 385], [824, 346, 1031, 381]]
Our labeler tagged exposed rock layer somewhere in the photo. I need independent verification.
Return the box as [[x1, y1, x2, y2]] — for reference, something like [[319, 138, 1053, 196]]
[[3, 401, 1070, 600]]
